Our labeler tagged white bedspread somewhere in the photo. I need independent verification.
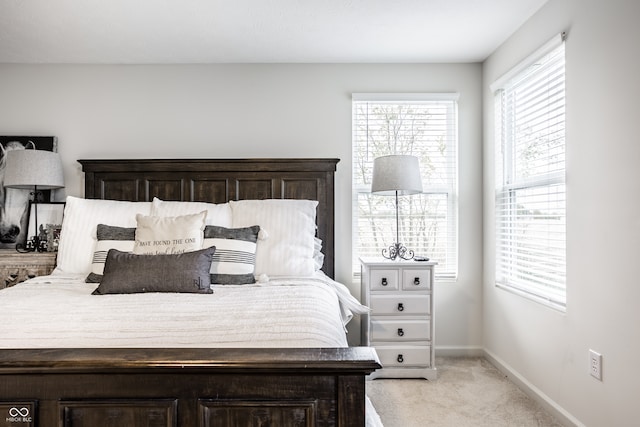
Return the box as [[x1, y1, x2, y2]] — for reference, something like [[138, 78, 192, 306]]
[[0, 272, 368, 349]]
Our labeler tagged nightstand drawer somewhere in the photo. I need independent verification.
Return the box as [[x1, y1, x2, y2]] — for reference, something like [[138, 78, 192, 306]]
[[374, 345, 431, 368], [369, 269, 399, 291], [402, 269, 431, 290], [371, 319, 431, 341], [370, 294, 430, 315]]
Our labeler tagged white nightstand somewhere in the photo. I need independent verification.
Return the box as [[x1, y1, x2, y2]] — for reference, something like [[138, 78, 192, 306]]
[[360, 257, 437, 380]]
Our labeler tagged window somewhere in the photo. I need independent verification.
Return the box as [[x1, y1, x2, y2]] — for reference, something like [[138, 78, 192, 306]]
[[493, 34, 566, 309], [352, 93, 458, 279]]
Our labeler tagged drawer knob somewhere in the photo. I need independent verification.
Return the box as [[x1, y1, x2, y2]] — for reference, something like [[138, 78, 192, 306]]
[[414, 277, 420, 286], [397, 328, 404, 337], [381, 277, 388, 286], [397, 303, 404, 312], [397, 354, 404, 363]]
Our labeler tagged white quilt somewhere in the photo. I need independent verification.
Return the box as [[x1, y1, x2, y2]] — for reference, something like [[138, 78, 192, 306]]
[[0, 272, 367, 349]]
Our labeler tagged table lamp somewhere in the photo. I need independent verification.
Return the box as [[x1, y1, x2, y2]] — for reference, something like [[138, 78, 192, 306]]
[[371, 155, 423, 260], [3, 149, 65, 252]]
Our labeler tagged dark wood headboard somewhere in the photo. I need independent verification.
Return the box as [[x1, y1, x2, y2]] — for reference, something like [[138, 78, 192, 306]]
[[78, 158, 340, 278]]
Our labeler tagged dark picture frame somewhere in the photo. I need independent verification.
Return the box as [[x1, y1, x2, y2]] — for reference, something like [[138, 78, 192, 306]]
[[0, 136, 58, 249]]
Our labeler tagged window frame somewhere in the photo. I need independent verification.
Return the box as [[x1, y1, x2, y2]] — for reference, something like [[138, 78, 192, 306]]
[[351, 93, 459, 280], [492, 34, 567, 310]]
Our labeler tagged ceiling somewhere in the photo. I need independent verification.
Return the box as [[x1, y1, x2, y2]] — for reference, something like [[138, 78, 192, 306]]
[[0, 0, 548, 64]]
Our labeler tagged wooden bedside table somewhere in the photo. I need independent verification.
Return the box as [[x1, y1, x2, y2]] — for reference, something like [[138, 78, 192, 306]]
[[0, 250, 57, 289], [360, 257, 437, 380]]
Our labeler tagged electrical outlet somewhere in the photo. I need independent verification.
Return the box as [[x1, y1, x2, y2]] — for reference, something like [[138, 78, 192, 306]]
[[589, 350, 602, 381]]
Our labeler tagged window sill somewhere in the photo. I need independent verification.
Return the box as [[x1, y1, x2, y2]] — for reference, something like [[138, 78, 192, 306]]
[[495, 282, 566, 313]]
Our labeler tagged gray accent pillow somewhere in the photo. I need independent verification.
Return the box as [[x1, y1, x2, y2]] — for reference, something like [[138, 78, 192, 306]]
[[92, 247, 216, 295], [203, 225, 260, 285], [86, 224, 136, 283]]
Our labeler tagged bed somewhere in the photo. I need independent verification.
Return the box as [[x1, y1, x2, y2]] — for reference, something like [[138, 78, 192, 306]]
[[0, 158, 381, 427]]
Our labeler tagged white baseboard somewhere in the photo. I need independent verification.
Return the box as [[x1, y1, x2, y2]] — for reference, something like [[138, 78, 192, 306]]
[[435, 345, 484, 357], [483, 349, 585, 427]]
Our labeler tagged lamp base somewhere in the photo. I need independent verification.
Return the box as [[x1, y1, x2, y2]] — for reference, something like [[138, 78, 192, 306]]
[[16, 236, 47, 253], [381, 243, 415, 261]]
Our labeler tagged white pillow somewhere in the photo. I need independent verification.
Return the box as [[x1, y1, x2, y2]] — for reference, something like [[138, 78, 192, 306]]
[[151, 198, 232, 227], [229, 199, 318, 276], [313, 237, 325, 271], [133, 211, 207, 255], [56, 196, 152, 274]]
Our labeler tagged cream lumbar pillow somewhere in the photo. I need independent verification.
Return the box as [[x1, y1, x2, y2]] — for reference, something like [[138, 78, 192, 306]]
[[133, 211, 207, 255]]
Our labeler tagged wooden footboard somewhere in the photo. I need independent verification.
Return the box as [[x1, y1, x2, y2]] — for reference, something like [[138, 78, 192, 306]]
[[0, 347, 380, 427]]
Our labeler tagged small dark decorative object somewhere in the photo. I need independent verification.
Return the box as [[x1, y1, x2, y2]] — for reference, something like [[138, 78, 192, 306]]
[[46, 223, 63, 252]]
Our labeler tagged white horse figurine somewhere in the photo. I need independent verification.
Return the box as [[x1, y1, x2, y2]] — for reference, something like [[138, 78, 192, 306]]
[[0, 141, 35, 245]]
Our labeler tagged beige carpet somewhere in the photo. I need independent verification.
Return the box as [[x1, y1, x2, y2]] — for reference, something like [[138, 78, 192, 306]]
[[366, 357, 564, 427]]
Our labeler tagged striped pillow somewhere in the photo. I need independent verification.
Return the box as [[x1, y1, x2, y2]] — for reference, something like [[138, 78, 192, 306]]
[[86, 224, 136, 283], [203, 225, 260, 285]]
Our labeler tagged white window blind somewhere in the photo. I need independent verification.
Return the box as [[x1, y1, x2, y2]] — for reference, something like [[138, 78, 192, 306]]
[[352, 94, 458, 279], [494, 35, 566, 309]]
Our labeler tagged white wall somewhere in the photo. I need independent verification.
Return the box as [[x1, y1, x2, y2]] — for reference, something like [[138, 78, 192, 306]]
[[0, 63, 483, 349], [483, 0, 640, 425]]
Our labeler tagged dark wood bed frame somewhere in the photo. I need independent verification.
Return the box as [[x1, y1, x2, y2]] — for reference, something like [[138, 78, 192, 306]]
[[0, 158, 380, 427]]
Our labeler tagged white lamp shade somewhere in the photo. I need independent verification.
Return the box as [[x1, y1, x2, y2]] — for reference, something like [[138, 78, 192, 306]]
[[3, 149, 65, 189], [371, 155, 423, 196]]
